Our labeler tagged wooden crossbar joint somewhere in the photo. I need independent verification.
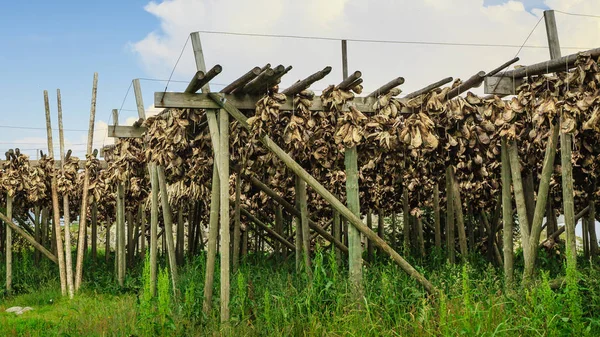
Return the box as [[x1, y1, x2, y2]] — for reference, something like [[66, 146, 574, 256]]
[[108, 125, 146, 138], [484, 76, 525, 95]]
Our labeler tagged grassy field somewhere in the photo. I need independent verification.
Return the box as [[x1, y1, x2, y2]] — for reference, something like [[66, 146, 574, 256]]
[[1, 248, 600, 336]]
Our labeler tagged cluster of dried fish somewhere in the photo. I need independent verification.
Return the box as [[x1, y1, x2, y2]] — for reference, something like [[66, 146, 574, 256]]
[[26, 154, 53, 204], [144, 108, 204, 180], [57, 155, 80, 196], [0, 151, 31, 198]]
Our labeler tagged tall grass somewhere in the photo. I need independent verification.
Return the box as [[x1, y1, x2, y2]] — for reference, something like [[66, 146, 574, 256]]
[[1, 248, 600, 336]]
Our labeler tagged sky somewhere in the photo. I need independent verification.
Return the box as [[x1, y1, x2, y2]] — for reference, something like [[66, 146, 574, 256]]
[[1, 0, 599, 159], [1, 0, 598, 235]]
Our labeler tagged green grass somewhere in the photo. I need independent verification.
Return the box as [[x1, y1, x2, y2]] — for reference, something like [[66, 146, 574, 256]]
[[1, 248, 600, 336], [0, 287, 137, 336]]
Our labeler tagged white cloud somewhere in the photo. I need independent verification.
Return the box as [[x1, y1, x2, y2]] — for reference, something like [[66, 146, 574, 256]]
[[130, 0, 600, 99]]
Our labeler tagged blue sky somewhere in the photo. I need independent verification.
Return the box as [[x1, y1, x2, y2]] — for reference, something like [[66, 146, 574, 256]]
[[0, 0, 157, 156], [484, 0, 548, 12], [0, 0, 587, 159]]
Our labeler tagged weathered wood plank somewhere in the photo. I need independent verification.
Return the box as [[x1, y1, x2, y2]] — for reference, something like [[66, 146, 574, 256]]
[[155, 92, 399, 114], [484, 76, 525, 95], [108, 125, 146, 138]]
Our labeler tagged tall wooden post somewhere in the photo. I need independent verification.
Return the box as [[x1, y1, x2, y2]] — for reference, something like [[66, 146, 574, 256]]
[[403, 186, 410, 256], [5, 194, 12, 294], [333, 211, 342, 266], [57, 89, 75, 298], [105, 217, 111, 264], [218, 107, 231, 323], [91, 202, 98, 262], [450, 168, 468, 258], [157, 166, 179, 294], [117, 184, 125, 286], [176, 206, 184, 265], [233, 173, 242, 273], [297, 177, 312, 279], [545, 10, 576, 269], [44, 90, 67, 296], [377, 209, 385, 257], [74, 73, 98, 292], [366, 209, 374, 262], [446, 168, 456, 264], [341, 39, 363, 291], [139, 205, 146, 260], [275, 206, 283, 259], [149, 163, 159, 296], [294, 179, 303, 272], [34, 206, 41, 265], [433, 183, 441, 249]]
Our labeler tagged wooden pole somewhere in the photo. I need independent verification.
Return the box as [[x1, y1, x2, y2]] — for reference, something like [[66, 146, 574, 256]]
[[450, 168, 468, 258], [589, 193, 598, 257], [275, 206, 283, 259], [0, 212, 58, 264], [297, 177, 312, 279], [446, 168, 456, 264], [127, 212, 134, 266], [416, 217, 425, 258], [294, 178, 303, 272], [203, 164, 220, 314], [544, 10, 576, 269], [5, 194, 12, 293], [523, 124, 559, 281], [176, 206, 184, 265], [149, 163, 159, 296], [333, 211, 342, 266], [157, 165, 179, 294], [342, 40, 363, 292], [366, 209, 374, 262], [377, 209, 385, 257], [244, 175, 347, 253], [403, 186, 410, 256], [74, 72, 98, 292], [116, 184, 125, 286], [233, 173, 242, 273], [218, 107, 231, 323], [57, 89, 75, 298], [433, 183, 441, 249], [44, 90, 67, 296], [241, 208, 295, 251], [105, 218, 111, 264], [91, 202, 98, 262], [34, 206, 41, 265]]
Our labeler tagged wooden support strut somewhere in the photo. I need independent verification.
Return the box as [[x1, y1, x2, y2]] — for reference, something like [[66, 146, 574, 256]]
[[205, 92, 437, 295], [0, 212, 57, 263], [241, 208, 295, 251], [243, 174, 348, 254]]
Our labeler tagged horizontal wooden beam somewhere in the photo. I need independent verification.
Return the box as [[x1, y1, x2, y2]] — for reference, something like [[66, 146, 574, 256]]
[[0, 159, 107, 169], [501, 46, 600, 79], [108, 125, 146, 138], [484, 76, 525, 95], [155, 92, 411, 114]]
